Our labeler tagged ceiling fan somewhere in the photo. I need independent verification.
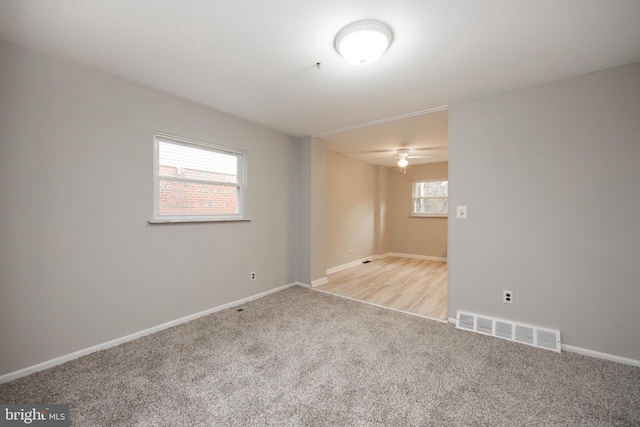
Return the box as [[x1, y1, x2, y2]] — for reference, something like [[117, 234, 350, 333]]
[[374, 148, 439, 170]]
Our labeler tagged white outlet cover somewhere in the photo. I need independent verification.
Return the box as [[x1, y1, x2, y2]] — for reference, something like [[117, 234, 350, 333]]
[[456, 206, 467, 219], [503, 290, 514, 304]]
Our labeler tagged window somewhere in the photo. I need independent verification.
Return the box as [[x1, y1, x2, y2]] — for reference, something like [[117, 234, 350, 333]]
[[153, 133, 247, 222], [413, 180, 448, 216]]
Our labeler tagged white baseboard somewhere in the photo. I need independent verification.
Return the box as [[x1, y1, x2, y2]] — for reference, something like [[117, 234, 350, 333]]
[[386, 252, 448, 262], [561, 344, 640, 368], [295, 282, 311, 289], [0, 282, 299, 384], [326, 256, 375, 275], [311, 277, 328, 287], [6, 282, 634, 384], [448, 316, 638, 367], [324, 253, 446, 277]]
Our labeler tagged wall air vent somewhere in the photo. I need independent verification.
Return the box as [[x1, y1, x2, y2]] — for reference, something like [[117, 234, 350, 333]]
[[515, 325, 534, 345], [455, 311, 561, 353], [458, 312, 475, 330], [476, 316, 493, 335], [495, 321, 513, 340]]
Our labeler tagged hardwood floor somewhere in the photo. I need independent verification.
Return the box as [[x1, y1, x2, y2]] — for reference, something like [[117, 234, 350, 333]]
[[316, 256, 447, 320]]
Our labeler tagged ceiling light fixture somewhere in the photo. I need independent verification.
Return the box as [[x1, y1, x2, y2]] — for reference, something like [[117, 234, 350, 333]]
[[335, 20, 393, 65], [397, 148, 410, 168]]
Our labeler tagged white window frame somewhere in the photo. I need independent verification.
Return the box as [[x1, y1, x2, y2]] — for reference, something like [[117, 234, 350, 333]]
[[412, 179, 448, 217], [151, 132, 248, 223]]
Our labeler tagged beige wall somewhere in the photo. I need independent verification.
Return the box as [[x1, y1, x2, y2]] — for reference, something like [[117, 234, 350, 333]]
[[325, 150, 376, 269], [449, 62, 640, 361], [0, 40, 299, 376], [374, 165, 390, 255], [325, 154, 447, 271], [388, 162, 449, 259]]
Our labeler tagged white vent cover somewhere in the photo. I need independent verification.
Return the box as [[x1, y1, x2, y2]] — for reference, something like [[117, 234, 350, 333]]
[[456, 311, 561, 353]]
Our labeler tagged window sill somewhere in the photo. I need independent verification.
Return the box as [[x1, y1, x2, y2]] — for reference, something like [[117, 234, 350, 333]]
[[148, 218, 252, 224], [410, 214, 448, 218]]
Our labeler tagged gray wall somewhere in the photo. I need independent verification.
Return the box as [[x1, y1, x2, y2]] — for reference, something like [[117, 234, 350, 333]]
[[0, 40, 299, 375], [2, 38, 638, 376], [448, 63, 640, 360], [387, 162, 448, 258], [296, 137, 312, 285], [310, 138, 327, 283]]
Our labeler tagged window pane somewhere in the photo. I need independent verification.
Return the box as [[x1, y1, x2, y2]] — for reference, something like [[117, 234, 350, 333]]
[[158, 141, 238, 183], [415, 181, 448, 197], [414, 198, 448, 214], [159, 180, 238, 216]]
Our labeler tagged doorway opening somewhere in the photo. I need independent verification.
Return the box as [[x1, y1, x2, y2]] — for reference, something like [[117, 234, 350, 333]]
[[314, 108, 449, 320]]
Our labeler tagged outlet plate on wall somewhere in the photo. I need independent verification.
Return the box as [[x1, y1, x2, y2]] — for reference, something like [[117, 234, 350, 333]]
[[503, 290, 513, 304]]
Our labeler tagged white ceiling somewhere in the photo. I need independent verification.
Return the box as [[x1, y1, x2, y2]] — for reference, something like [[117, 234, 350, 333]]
[[1, 1, 639, 153]]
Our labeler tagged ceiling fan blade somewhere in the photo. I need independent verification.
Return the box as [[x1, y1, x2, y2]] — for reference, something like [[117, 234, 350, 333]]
[[347, 146, 447, 155], [408, 155, 432, 159], [410, 146, 448, 151], [346, 149, 396, 155]]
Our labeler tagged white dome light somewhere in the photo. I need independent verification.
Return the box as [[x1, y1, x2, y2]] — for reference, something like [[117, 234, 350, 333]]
[[335, 20, 393, 65], [397, 157, 409, 168]]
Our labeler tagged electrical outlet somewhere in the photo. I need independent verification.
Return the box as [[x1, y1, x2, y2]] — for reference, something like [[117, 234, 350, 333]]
[[251, 271, 256, 281], [503, 290, 513, 304], [348, 250, 352, 256]]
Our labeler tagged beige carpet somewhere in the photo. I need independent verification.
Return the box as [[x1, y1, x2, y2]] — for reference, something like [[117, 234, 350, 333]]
[[1, 286, 639, 426]]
